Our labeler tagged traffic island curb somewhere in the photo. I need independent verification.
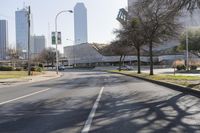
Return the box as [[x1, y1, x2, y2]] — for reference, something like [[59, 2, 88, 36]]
[[0, 71, 63, 88], [107, 71, 200, 98]]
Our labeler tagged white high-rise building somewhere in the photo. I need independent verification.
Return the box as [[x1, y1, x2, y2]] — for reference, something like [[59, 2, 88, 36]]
[[0, 20, 8, 60], [74, 3, 88, 45], [15, 7, 33, 59]]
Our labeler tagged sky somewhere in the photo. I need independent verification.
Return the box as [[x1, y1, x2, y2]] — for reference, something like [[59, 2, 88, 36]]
[[0, 0, 127, 53]]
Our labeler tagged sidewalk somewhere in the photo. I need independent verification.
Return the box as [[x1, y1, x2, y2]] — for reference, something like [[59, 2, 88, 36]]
[[0, 71, 62, 88], [94, 66, 200, 76]]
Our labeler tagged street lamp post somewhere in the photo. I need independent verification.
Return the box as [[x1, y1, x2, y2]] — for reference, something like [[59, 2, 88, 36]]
[[186, 26, 189, 70], [55, 10, 73, 74]]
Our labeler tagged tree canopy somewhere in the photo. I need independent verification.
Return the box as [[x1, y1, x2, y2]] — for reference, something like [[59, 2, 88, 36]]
[[179, 28, 200, 57]]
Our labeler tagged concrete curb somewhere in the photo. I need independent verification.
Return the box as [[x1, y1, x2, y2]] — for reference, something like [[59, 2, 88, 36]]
[[28, 72, 64, 83], [0, 79, 30, 84], [0, 72, 63, 88], [108, 71, 200, 98]]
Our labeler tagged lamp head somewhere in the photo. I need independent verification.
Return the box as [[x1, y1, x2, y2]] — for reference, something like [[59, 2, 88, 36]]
[[68, 10, 73, 13]]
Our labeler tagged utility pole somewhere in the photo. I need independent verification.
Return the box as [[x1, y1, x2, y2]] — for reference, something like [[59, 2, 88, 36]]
[[28, 6, 31, 76]]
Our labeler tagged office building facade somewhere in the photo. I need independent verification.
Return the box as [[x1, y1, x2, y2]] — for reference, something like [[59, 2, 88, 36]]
[[33, 35, 46, 54], [0, 20, 8, 60], [74, 3, 88, 45], [15, 7, 33, 59], [15, 8, 28, 52], [128, 0, 136, 9]]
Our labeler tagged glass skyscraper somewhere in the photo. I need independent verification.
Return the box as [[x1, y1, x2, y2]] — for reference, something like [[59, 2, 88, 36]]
[[15, 7, 33, 59], [0, 20, 8, 60], [15, 8, 28, 52]]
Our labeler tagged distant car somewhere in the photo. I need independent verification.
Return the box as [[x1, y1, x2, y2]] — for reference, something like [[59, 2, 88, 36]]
[[125, 65, 134, 70], [58, 65, 65, 71], [117, 65, 134, 71]]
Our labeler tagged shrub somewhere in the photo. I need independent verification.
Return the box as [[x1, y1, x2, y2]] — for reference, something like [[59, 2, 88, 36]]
[[0, 66, 14, 71], [15, 67, 23, 71], [176, 65, 186, 71], [190, 65, 197, 70], [172, 60, 185, 68], [31, 67, 36, 71], [36, 67, 43, 72], [38, 64, 43, 68]]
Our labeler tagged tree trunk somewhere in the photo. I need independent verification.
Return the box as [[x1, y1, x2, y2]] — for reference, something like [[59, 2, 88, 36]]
[[137, 47, 141, 74], [149, 42, 154, 75], [52, 61, 54, 69], [122, 55, 126, 66], [119, 55, 123, 71]]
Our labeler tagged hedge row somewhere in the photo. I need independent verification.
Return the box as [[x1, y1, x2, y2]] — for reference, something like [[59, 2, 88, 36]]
[[176, 65, 197, 71], [0, 66, 14, 71], [0, 66, 43, 72]]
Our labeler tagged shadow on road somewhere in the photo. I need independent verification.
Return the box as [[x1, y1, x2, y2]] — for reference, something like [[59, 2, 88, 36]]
[[0, 91, 199, 133], [0, 71, 200, 133], [0, 96, 96, 133], [90, 91, 200, 133], [32, 72, 143, 90]]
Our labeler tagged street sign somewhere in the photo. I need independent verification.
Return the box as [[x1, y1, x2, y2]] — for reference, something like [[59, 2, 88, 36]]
[[52, 32, 62, 45]]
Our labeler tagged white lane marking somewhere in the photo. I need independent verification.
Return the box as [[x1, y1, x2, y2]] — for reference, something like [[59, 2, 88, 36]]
[[0, 88, 51, 105], [82, 87, 104, 133]]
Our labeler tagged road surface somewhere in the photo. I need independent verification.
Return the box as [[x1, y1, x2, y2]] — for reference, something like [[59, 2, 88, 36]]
[[0, 70, 200, 133]]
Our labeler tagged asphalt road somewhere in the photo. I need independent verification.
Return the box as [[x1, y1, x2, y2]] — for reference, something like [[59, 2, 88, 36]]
[[0, 70, 200, 133]]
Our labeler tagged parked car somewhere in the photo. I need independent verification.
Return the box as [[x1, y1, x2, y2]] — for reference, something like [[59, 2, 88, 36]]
[[125, 65, 134, 70], [58, 65, 65, 71], [117, 65, 134, 71]]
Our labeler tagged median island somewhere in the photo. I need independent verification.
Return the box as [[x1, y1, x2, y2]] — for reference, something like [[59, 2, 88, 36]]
[[109, 70, 200, 91], [0, 66, 44, 79]]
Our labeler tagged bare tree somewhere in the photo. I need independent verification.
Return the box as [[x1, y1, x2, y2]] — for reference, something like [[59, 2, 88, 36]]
[[167, 0, 200, 11], [131, 0, 181, 75], [110, 40, 132, 71], [7, 48, 21, 67], [140, 0, 200, 12], [32, 55, 43, 66], [126, 19, 146, 74], [179, 28, 200, 57], [40, 47, 59, 69]]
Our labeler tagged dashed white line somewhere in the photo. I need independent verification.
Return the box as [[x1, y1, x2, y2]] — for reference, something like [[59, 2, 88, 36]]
[[0, 88, 51, 105], [81, 87, 104, 133]]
